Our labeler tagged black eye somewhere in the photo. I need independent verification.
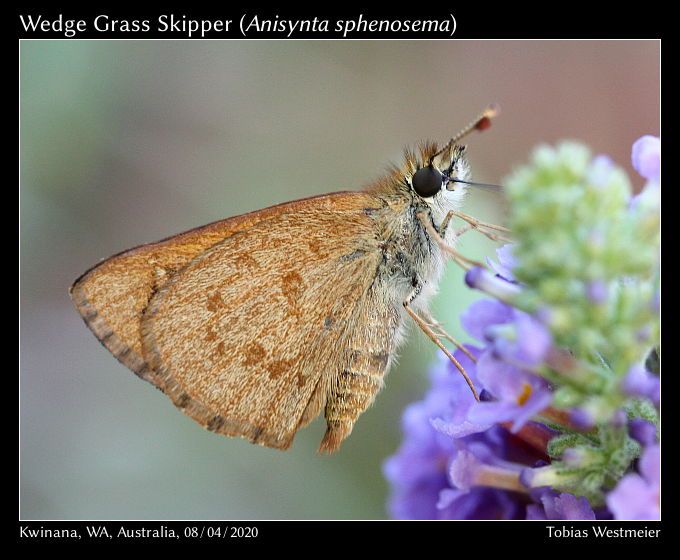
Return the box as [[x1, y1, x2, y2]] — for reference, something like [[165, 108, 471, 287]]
[[411, 165, 443, 198]]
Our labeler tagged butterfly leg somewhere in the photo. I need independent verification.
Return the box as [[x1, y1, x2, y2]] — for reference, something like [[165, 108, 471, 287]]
[[441, 209, 513, 244], [403, 282, 479, 401], [417, 211, 485, 270], [419, 309, 478, 365]]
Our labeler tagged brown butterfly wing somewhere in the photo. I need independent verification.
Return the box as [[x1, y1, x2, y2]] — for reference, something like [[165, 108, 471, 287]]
[[69, 193, 358, 384], [139, 192, 387, 450]]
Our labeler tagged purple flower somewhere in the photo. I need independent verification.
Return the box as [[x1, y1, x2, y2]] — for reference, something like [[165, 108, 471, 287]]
[[622, 363, 660, 405], [586, 154, 616, 188], [383, 353, 475, 519], [526, 489, 597, 520], [607, 444, 660, 520], [384, 352, 541, 519], [487, 244, 518, 283], [569, 407, 595, 430], [435, 429, 528, 520], [632, 135, 660, 183], [630, 135, 660, 210], [385, 134, 661, 520], [586, 280, 608, 304], [465, 266, 522, 302], [436, 486, 524, 520], [629, 418, 658, 447], [460, 299, 552, 368], [429, 347, 494, 439], [460, 299, 514, 342], [491, 311, 553, 367], [449, 443, 526, 493], [467, 351, 553, 433], [431, 441, 527, 520]]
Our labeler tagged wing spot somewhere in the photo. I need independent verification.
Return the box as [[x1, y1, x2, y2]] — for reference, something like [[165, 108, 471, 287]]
[[235, 252, 259, 271], [242, 341, 267, 368], [307, 238, 329, 257], [206, 290, 224, 312], [267, 357, 295, 379], [281, 271, 304, 309]]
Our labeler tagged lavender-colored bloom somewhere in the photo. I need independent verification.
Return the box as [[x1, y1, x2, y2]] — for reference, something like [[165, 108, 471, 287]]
[[467, 351, 553, 433], [607, 444, 660, 520], [630, 135, 660, 210], [460, 298, 514, 343], [631, 135, 661, 183], [429, 347, 494, 439], [384, 352, 538, 520], [622, 363, 660, 405], [449, 444, 526, 492], [386, 134, 660, 520], [629, 418, 657, 447], [460, 299, 552, 368], [465, 266, 523, 302], [586, 280, 608, 304], [569, 407, 595, 430], [586, 154, 615, 188], [526, 489, 596, 520], [437, 486, 524, 520], [492, 310, 553, 367], [383, 352, 478, 519], [487, 244, 518, 283], [435, 430, 527, 520]]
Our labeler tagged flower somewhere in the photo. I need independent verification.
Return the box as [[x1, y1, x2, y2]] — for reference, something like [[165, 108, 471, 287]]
[[460, 298, 514, 343], [487, 244, 518, 283], [622, 363, 660, 405], [429, 347, 493, 439], [628, 418, 657, 447], [458, 293, 554, 432], [465, 266, 522, 303], [631, 135, 660, 183], [630, 135, 660, 210], [467, 352, 553, 433], [382, 352, 473, 520], [383, 352, 544, 519], [385, 136, 660, 520], [526, 489, 597, 520], [460, 297, 553, 367], [606, 444, 660, 520]]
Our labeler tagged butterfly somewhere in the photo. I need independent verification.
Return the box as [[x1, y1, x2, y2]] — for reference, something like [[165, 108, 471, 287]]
[[71, 105, 500, 453]]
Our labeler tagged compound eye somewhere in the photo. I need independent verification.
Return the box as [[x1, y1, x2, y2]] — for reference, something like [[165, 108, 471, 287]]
[[411, 165, 443, 198]]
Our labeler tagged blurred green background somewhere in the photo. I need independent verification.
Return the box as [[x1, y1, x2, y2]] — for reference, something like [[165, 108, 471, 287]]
[[20, 40, 659, 520]]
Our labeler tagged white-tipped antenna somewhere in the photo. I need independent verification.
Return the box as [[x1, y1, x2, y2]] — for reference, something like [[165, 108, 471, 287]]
[[429, 104, 500, 164]]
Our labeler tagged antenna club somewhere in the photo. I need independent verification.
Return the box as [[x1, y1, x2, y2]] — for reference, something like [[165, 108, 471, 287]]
[[475, 104, 500, 132], [486, 103, 501, 118], [475, 116, 492, 132], [429, 104, 501, 163]]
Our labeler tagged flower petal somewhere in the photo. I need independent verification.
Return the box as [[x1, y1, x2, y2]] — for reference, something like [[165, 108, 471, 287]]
[[460, 299, 514, 342], [631, 135, 660, 182]]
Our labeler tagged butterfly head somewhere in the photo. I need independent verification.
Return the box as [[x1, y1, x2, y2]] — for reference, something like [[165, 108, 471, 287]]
[[408, 143, 471, 209]]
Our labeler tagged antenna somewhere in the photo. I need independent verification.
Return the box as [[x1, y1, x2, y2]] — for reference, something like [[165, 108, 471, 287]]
[[429, 104, 500, 164]]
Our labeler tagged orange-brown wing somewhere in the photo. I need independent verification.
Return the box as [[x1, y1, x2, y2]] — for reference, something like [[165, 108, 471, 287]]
[[139, 193, 386, 450], [70, 192, 359, 384]]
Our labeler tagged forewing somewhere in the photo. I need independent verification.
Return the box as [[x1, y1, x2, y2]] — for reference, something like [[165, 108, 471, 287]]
[[69, 192, 357, 383], [140, 193, 385, 449]]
